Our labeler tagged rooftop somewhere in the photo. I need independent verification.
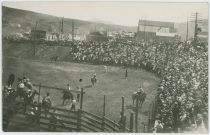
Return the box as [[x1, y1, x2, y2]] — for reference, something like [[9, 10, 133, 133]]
[[139, 20, 174, 28]]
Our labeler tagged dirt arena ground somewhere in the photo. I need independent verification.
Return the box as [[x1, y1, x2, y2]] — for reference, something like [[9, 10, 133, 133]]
[[3, 56, 160, 132]]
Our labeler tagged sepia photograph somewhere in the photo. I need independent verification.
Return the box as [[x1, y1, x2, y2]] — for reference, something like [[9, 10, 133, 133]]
[[2, 1, 208, 133]]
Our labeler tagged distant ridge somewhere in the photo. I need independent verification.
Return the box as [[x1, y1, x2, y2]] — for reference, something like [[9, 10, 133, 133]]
[[2, 6, 137, 37], [2, 6, 208, 41]]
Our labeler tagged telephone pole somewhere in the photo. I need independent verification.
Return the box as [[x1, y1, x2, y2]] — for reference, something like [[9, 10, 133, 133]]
[[144, 20, 146, 42], [72, 19, 74, 41], [190, 12, 202, 42], [194, 12, 198, 42], [186, 17, 189, 41], [61, 17, 64, 33], [137, 19, 140, 33], [34, 21, 38, 30]]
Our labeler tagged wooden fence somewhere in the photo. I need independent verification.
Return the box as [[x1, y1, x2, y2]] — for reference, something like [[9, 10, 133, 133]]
[[147, 95, 158, 132], [3, 105, 131, 132], [3, 83, 132, 132]]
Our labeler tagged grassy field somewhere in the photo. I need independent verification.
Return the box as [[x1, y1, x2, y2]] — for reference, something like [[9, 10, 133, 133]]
[[3, 56, 160, 132]]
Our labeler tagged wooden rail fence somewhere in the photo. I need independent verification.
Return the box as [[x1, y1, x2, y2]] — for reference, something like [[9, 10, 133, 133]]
[[3, 83, 133, 132], [3, 105, 131, 132]]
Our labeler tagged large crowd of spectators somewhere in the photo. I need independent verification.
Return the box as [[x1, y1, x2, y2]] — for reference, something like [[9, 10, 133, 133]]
[[4, 37, 208, 132], [64, 39, 208, 133]]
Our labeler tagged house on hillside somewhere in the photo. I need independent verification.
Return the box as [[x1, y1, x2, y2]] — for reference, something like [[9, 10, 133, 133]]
[[30, 30, 46, 40]]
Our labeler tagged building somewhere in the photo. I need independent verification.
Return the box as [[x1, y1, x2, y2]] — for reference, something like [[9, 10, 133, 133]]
[[30, 30, 46, 40], [86, 31, 108, 42], [46, 33, 59, 41], [136, 20, 177, 42]]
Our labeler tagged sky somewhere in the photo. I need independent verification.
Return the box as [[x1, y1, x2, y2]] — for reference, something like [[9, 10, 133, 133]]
[[2, 1, 209, 26]]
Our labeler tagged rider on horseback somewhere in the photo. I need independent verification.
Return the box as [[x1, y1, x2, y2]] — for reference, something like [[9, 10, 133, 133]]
[[137, 85, 144, 96], [62, 84, 73, 105]]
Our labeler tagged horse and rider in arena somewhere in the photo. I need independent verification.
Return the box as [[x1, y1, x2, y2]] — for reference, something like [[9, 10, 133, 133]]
[[132, 85, 147, 108], [62, 83, 74, 105]]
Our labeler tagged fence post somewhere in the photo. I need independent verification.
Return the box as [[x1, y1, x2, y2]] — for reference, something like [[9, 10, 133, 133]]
[[148, 118, 151, 132], [121, 96, 126, 132], [77, 109, 82, 132], [148, 108, 151, 133], [78, 88, 83, 132], [101, 95, 106, 131], [143, 123, 146, 133], [37, 83, 41, 131], [113, 120, 116, 131], [130, 112, 134, 132], [135, 97, 139, 132], [123, 116, 127, 132], [80, 88, 84, 110], [122, 96, 124, 116], [38, 83, 41, 103]]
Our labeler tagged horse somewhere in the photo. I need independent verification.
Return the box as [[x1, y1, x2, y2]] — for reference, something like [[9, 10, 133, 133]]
[[50, 56, 59, 62], [139, 92, 147, 107], [3, 86, 17, 103], [91, 76, 97, 86], [7, 73, 15, 87], [62, 90, 74, 105], [132, 91, 147, 108]]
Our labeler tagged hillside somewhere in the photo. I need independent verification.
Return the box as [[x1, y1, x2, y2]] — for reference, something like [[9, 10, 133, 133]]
[[2, 6, 208, 41], [2, 6, 137, 37]]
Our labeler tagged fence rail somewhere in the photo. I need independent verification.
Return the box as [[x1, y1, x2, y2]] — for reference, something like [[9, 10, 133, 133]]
[[4, 83, 133, 132], [3, 105, 130, 132], [33, 84, 85, 94]]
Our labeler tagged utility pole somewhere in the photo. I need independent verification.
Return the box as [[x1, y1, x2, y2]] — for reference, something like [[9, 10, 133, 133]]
[[144, 20, 146, 42], [34, 21, 38, 30], [135, 98, 139, 132], [33, 21, 38, 56], [186, 17, 189, 41], [190, 12, 202, 42], [72, 19, 74, 41], [194, 12, 198, 42], [61, 17, 64, 33], [94, 25, 96, 31], [137, 19, 140, 33]]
